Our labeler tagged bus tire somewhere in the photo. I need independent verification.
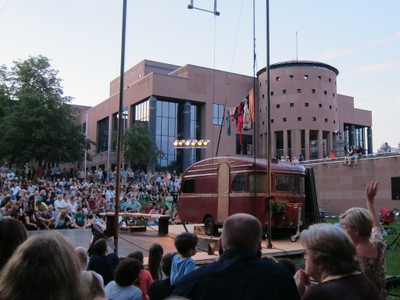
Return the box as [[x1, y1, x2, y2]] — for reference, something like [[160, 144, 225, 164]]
[[204, 216, 216, 236]]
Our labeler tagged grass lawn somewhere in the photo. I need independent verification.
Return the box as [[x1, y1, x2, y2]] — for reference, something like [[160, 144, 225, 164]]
[[384, 220, 400, 299]]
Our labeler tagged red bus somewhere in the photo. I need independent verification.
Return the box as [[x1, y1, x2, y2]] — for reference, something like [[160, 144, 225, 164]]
[[178, 156, 320, 236]]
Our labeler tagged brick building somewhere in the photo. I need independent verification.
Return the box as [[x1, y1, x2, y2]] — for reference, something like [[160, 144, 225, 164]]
[[75, 59, 372, 173]]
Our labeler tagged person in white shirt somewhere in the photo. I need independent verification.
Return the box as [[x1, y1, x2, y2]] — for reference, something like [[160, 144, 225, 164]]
[[54, 194, 68, 212]]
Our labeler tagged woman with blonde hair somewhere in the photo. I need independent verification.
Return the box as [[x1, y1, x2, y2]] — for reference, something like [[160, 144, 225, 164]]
[[81, 270, 107, 300], [339, 181, 386, 299], [294, 223, 381, 299], [0, 232, 85, 300]]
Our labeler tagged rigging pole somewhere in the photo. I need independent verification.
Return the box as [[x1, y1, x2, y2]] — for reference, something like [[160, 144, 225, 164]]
[[114, 0, 127, 254], [266, 0, 273, 249]]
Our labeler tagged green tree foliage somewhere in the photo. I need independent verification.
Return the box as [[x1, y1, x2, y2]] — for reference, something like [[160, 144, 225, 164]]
[[0, 56, 89, 164], [123, 122, 162, 167]]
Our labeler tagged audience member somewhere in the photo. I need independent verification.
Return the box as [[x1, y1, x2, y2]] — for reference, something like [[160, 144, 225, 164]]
[[87, 238, 119, 286], [148, 243, 164, 281], [81, 270, 107, 300], [294, 223, 381, 300], [74, 207, 87, 228], [0, 218, 27, 271], [55, 209, 75, 229], [128, 251, 154, 300], [75, 246, 104, 287], [23, 209, 39, 231], [147, 252, 176, 300], [37, 207, 54, 229], [170, 232, 199, 285], [298, 153, 305, 162], [104, 258, 142, 300], [0, 232, 85, 299], [383, 142, 391, 153], [343, 145, 359, 167], [172, 213, 300, 300], [339, 181, 386, 299]]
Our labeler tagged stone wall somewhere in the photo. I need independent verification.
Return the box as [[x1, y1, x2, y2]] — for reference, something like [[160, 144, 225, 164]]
[[303, 154, 400, 216]]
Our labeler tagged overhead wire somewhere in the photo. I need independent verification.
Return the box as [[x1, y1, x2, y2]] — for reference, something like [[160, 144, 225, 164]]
[[215, 0, 247, 156], [0, 0, 12, 16]]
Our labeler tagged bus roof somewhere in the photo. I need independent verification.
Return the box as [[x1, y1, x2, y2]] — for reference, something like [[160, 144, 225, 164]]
[[183, 156, 306, 178]]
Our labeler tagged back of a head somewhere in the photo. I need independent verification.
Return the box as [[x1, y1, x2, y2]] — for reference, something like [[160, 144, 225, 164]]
[[75, 247, 88, 269], [148, 243, 164, 280], [301, 223, 360, 275], [81, 270, 106, 299], [161, 252, 177, 277], [221, 213, 262, 252], [114, 258, 142, 287], [174, 232, 198, 255], [0, 232, 84, 300], [149, 243, 164, 261], [0, 218, 27, 270], [93, 238, 108, 256], [127, 251, 144, 265], [339, 207, 373, 238]]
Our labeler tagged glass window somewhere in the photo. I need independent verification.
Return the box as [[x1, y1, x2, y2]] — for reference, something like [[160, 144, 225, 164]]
[[232, 174, 246, 192], [249, 174, 268, 193], [182, 179, 195, 193], [275, 175, 297, 192], [97, 117, 109, 153], [212, 104, 225, 125]]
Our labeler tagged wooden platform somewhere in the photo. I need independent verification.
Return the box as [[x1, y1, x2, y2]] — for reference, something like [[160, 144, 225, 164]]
[[28, 223, 305, 265]]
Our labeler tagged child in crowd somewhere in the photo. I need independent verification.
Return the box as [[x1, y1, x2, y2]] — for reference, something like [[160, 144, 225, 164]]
[[170, 232, 198, 285], [127, 251, 153, 300]]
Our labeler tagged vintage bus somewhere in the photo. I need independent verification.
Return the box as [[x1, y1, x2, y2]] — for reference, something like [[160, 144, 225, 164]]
[[178, 156, 320, 236]]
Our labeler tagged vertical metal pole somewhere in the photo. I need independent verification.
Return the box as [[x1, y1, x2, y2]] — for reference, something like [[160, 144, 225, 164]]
[[84, 112, 88, 178], [107, 115, 112, 171], [266, 0, 273, 249], [114, 0, 127, 254]]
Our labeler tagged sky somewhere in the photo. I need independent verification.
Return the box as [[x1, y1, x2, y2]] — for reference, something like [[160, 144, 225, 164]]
[[1, 0, 399, 151]]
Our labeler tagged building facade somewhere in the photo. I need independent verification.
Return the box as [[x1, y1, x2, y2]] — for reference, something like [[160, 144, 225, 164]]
[[76, 59, 372, 173], [257, 61, 372, 161]]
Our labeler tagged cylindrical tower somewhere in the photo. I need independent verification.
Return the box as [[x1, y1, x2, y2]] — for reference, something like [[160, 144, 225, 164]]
[[257, 61, 340, 160]]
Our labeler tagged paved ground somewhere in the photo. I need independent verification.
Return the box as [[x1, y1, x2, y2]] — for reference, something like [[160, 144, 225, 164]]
[[29, 223, 305, 265]]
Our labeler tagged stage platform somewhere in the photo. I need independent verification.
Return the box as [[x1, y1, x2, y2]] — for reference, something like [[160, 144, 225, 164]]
[[28, 223, 305, 265]]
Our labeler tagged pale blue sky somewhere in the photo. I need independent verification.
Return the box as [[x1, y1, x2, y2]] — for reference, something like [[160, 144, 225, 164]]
[[1, 0, 399, 150]]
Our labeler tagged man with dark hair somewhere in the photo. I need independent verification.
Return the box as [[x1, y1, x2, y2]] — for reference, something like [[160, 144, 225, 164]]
[[105, 258, 142, 300], [172, 213, 300, 300]]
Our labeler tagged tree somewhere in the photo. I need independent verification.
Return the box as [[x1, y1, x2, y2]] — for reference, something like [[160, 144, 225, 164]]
[[0, 56, 89, 165], [123, 122, 162, 168]]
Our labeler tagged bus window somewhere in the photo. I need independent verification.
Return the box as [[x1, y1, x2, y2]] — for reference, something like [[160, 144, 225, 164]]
[[232, 174, 246, 192], [181, 179, 195, 193], [249, 174, 267, 193], [275, 174, 297, 192]]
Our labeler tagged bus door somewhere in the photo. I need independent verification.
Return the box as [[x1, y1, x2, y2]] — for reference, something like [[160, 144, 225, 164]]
[[217, 162, 230, 224]]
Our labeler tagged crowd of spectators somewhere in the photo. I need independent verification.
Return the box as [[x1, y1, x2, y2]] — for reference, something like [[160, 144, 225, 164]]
[[0, 163, 182, 231]]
